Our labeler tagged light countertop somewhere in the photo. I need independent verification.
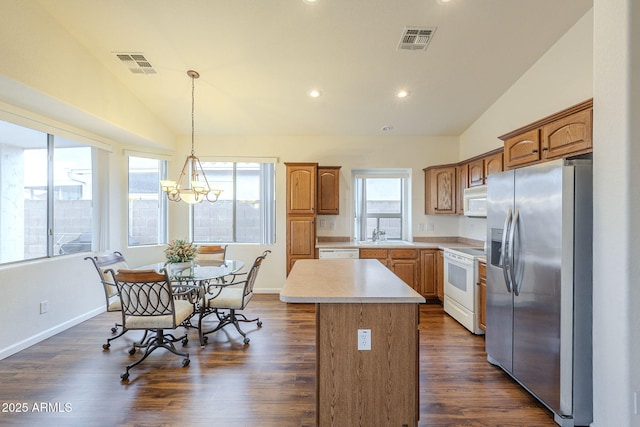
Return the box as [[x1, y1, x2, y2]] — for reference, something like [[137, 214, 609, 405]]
[[280, 259, 426, 304], [315, 240, 483, 251]]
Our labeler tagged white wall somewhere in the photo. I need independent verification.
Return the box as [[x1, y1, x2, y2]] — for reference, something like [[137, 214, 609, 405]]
[[0, 1, 174, 149], [592, 1, 639, 425], [459, 10, 594, 160], [457, 9, 594, 243]]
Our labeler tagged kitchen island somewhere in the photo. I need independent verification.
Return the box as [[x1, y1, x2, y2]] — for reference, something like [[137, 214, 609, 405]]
[[280, 259, 425, 426]]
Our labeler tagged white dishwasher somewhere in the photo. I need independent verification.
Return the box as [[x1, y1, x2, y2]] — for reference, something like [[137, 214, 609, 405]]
[[318, 248, 359, 259]]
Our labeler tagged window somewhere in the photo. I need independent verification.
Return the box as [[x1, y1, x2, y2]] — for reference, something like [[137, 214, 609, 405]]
[[353, 169, 411, 242], [128, 156, 168, 246], [192, 161, 275, 244], [0, 120, 94, 263]]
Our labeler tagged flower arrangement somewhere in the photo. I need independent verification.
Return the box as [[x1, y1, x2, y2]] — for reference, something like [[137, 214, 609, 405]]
[[164, 239, 198, 264]]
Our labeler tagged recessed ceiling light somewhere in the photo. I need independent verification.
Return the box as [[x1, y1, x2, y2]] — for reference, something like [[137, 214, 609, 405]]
[[303, 0, 318, 4], [382, 125, 394, 132], [308, 89, 322, 98], [396, 90, 410, 98]]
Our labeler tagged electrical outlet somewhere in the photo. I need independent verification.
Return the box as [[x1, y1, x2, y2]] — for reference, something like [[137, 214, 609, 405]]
[[418, 223, 425, 231], [329, 222, 335, 230], [319, 219, 326, 229], [40, 300, 49, 314], [427, 223, 435, 232], [358, 329, 371, 351]]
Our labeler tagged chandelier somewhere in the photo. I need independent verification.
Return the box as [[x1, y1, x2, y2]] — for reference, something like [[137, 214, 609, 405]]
[[160, 70, 222, 204]]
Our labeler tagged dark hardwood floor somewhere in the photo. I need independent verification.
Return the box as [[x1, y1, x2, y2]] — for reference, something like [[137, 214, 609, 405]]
[[0, 294, 555, 426]]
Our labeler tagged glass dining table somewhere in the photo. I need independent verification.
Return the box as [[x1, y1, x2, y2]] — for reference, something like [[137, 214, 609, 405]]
[[137, 259, 245, 283]]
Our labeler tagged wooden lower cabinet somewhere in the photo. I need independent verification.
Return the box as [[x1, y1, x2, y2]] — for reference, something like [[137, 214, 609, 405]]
[[388, 249, 419, 286], [359, 248, 389, 267], [286, 216, 315, 275], [436, 250, 444, 302], [478, 261, 487, 332], [317, 302, 419, 426], [390, 258, 419, 290], [360, 248, 441, 300], [419, 249, 437, 299]]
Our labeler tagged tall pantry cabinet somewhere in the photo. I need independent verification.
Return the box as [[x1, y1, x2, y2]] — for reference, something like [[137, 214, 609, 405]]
[[286, 163, 317, 275]]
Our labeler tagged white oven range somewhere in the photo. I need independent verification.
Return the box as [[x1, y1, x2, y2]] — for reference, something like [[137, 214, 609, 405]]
[[443, 247, 485, 335]]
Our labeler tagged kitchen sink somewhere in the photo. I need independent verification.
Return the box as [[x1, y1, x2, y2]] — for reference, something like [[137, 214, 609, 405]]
[[357, 240, 413, 246]]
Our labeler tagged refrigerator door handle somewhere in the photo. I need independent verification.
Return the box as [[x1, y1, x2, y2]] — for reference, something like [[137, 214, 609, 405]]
[[508, 208, 520, 296], [501, 208, 513, 293]]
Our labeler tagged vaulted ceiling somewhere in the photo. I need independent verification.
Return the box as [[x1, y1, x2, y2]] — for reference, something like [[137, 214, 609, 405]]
[[35, 0, 592, 137]]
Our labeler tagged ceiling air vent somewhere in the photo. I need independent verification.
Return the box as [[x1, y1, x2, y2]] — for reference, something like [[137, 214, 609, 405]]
[[114, 53, 157, 75], [397, 27, 437, 51]]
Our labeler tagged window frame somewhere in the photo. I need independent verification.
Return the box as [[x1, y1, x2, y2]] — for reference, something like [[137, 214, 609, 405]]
[[0, 118, 98, 263], [126, 153, 169, 247], [190, 159, 276, 245], [352, 168, 412, 242]]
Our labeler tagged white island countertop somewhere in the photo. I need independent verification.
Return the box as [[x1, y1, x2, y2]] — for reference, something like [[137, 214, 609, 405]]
[[280, 259, 426, 304]]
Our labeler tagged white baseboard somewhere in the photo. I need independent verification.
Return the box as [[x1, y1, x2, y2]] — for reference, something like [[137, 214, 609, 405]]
[[0, 307, 105, 360], [253, 288, 281, 294]]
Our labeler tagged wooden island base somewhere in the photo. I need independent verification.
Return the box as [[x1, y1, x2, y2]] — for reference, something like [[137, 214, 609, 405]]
[[280, 259, 425, 426]]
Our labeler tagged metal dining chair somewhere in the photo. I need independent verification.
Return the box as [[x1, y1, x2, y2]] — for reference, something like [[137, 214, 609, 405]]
[[198, 250, 270, 346], [106, 268, 199, 381], [85, 251, 136, 349]]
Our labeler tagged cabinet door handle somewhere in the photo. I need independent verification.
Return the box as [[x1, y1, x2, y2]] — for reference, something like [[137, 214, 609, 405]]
[[542, 147, 548, 151], [532, 149, 538, 153]]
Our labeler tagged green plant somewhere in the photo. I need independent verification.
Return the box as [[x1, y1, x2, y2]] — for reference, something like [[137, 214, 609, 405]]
[[164, 239, 198, 263]]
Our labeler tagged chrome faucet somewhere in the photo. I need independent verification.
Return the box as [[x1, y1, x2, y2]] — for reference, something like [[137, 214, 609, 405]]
[[372, 228, 380, 242]]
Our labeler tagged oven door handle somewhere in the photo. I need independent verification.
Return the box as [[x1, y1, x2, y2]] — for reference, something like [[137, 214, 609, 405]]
[[501, 208, 513, 293], [508, 208, 520, 296]]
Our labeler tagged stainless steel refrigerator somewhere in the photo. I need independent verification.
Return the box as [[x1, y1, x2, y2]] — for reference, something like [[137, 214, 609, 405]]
[[486, 158, 592, 427]]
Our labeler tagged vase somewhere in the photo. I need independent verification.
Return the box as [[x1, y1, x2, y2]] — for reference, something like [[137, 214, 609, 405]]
[[168, 260, 194, 277]]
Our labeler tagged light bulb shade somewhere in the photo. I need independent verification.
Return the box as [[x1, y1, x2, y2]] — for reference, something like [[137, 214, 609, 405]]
[[160, 180, 177, 191], [178, 190, 203, 205], [191, 180, 208, 193]]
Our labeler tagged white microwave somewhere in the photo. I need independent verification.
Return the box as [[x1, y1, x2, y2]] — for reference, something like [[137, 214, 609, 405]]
[[463, 185, 487, 217]]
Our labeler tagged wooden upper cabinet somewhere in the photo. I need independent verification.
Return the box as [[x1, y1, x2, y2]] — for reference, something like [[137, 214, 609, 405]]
[[504, 128, 541, 169], [468, 158, 485, 187], [424, 166, 456, 215], [542, 108, 592, 160], [456, 163, 469, 215], [501, 99, 593, 170], [285, 163, 317, 215], [317, 166, 340, 215], [484, 151, 503, 178]]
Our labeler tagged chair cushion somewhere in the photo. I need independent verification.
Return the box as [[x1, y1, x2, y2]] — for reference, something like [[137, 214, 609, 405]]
[[107, 297, 121, 312], [205, 287, 251, 310], [124, 300, 194, 330]]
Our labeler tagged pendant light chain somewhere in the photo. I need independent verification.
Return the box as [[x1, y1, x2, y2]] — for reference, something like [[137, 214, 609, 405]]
[[191, 73, 196, 156]]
